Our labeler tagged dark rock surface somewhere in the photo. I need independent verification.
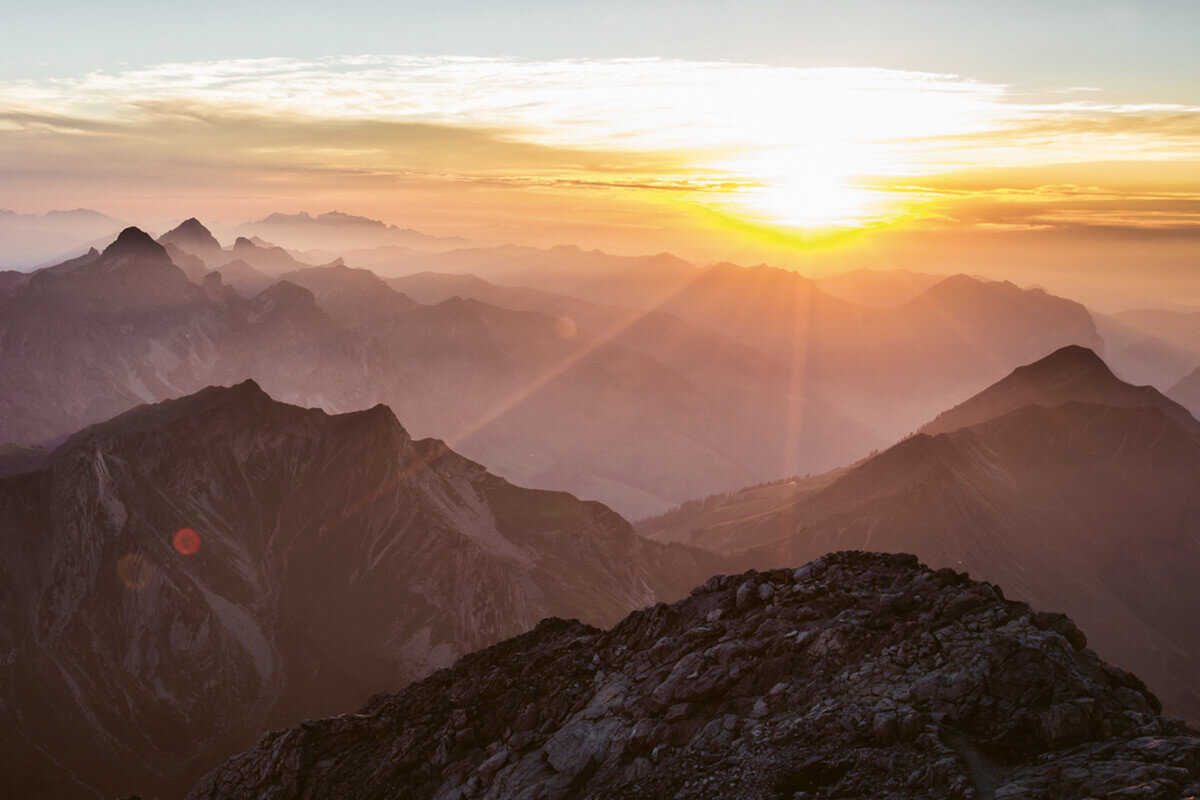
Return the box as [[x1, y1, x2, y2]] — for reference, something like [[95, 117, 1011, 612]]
[[191, 552, 1200, 800]]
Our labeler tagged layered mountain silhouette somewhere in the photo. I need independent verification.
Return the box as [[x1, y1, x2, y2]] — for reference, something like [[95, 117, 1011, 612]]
[[191, 552, 1200, 800], [159, 217, 224, 267], [644, 347, 1200, 720], [0, 224, 883, 517], [229, 211, 475, 253], [0, 223, 1126, 518], [0, 382, 720, 799], [0, 208, 124, 268], [388, 253, 1103, 441], [282, 264, 418, 327], [157, 220, 323, 295]]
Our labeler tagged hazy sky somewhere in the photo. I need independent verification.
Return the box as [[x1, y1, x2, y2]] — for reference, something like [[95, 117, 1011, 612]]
[[5, 0, 1200, 102], [2, 0, 1199, 306]]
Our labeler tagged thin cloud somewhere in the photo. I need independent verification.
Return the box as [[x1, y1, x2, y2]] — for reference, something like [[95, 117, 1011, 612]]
[[2, 55, 1199, 232]]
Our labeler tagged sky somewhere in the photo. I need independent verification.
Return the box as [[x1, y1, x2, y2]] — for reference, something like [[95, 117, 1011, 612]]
[[2, 1, 1199, 306]]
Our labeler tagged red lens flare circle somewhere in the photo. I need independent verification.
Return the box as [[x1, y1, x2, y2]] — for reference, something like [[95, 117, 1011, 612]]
[[173, 527, 201, 556]]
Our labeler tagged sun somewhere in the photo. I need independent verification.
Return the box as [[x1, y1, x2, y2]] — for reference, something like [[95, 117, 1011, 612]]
[[739, 175, 878, 229], [715, 143, 889, 230]]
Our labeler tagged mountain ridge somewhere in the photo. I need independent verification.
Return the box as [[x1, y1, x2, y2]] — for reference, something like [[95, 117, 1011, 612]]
[[643, 349, 1200, 720], [0, 381, 723, 798], [189, 551, 1200, 800]]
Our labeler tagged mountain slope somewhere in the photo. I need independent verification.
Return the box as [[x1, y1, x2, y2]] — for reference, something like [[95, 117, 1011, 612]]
[[1109, 307, 1200, 362], [191, 552, 1200, 800], [0, 382, 720, 799], [283, 264, 418, 327], [1093, 311, 1198, 389], [159, 217, 225, 268], [813, 267, 948, 306], [645, 350, 1200, 720], [1170, 365, 1200, 419]]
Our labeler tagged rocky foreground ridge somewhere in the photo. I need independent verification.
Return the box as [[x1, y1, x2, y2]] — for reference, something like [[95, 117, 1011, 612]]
[[190, 552, 1200, 800]]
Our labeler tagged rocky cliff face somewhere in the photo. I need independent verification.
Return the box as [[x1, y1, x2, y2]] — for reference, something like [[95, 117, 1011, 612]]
[[0, 383, 719, 799], [190, 552, 1200, 800]]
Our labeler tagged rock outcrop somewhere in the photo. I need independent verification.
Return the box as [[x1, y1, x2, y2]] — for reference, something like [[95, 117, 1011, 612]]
[[191, 552, 1200, 800]]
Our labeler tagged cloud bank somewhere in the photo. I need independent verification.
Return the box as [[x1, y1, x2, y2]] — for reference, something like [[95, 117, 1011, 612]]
[[3, 55, 1199, 235]]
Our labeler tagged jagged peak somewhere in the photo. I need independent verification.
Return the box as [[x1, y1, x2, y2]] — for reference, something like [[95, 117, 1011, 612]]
[[52, 381, 414, 469]]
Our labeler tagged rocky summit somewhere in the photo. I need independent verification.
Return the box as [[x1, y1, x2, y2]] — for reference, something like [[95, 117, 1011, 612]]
[[190, 552, 1200, 800]]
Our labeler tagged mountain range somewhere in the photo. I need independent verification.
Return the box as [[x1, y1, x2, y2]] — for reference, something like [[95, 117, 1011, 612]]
[[225, 211, 477, 254], [0, 208, 125, 268], [386, 253, 1105, 442], [0, 381, 718, 799], [3, 212, 1200, 798], [6, 220, 1105, 518]]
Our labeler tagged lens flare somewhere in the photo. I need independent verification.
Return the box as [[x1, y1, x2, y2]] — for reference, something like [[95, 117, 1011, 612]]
[[173, 527, 201, 556], [117, 553, 154, 590]]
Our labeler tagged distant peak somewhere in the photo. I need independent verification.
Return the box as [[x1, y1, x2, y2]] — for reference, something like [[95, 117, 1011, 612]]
[[1023, 345, 1111, 375], [259, 211, 313, 224], [114, 226, 156, 245], [227, 378, 266, 395], [175, 217, 211, 234], [102, 227, 165, 257]]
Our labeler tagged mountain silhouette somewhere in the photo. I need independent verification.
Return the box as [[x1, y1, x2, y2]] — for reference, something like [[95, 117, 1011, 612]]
[[159, 217, 225, 268], [921, 344, 1200, 435]]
